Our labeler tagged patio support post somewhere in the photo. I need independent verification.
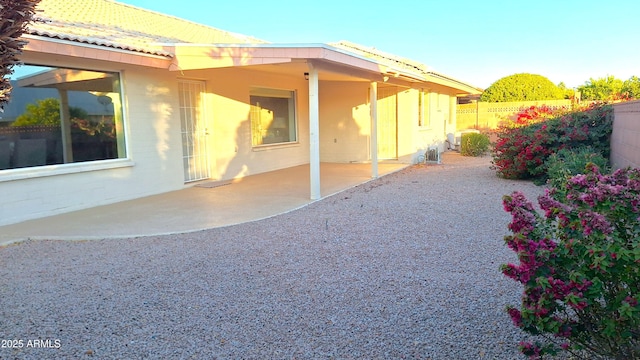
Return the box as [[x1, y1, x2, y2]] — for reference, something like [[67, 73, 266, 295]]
[[370, 81, 378, 178], [58, 89, 74, 163], [308, 63, 321, 200]]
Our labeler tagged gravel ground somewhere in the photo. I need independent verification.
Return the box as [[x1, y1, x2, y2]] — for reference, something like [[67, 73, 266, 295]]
[[0, 153, 548, 360]]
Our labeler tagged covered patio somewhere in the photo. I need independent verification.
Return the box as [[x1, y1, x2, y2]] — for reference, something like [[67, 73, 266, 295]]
[[169, 42, 481, 199], [0, 162, 407, 246]]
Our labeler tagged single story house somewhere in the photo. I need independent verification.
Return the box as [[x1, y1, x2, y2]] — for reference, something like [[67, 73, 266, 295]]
[[0, 0, 481, 226]]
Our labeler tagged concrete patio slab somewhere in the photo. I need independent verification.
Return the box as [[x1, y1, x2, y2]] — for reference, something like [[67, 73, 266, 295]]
[[0, 162, 408, 245]]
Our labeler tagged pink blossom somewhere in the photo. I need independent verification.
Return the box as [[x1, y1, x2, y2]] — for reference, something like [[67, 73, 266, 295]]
[[556, 323, 572, 338], [568, 174, 588, 187], [538, 191, 570, 216], [624, 296, 639, 307], [519, 341, 543, 359], [569, 300, 588, 311], [579, 211, 612, 235], [508, 307, 523, 327]]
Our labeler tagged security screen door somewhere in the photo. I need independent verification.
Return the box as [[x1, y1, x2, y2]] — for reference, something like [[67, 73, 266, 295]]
[[179, 80, 209, 182]]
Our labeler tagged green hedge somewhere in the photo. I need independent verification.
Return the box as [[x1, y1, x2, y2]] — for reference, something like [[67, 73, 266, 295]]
[[460, 133, 490, 157], [545, 146, 610, 189]]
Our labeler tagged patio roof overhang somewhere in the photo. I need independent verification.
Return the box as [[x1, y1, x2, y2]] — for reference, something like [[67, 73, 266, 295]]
[[20, 35, 480, 96], [161, 43, 481, 95], [16, 68, 116, 92], [162, 43, 412, 83]]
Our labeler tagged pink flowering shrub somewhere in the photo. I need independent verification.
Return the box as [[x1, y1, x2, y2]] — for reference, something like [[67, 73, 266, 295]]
[[501, 164, 640, 359], [492, 103, 613, 181], [510, 104, 564, 128]]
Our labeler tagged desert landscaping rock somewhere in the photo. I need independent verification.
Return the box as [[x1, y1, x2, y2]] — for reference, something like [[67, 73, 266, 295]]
[[1, 153, 548, 359]]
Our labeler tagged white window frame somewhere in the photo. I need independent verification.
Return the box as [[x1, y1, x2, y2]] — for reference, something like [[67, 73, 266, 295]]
[[249, 87, 298, 147], [0, 63, 131, 183]]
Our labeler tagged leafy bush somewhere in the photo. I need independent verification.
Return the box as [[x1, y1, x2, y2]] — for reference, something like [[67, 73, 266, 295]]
[[481, 73, 565, 102], [460, 133, 490, 157], [501, 166, 640, 359], [545, 146, 610, 190], [491, 103, 613, 181]]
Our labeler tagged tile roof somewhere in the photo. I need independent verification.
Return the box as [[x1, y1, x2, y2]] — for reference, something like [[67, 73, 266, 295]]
[[331, 41, 429, 75], [331, 41, 482, 93], [28, 0, 266, 57]]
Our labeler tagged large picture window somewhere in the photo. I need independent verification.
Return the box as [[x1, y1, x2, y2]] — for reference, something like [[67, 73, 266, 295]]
[[249, 88, 297, 146], [0, 64, 126, 170]]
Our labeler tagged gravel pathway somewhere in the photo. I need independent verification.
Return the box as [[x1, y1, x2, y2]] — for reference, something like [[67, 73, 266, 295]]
[[0, 153, 547, 359]]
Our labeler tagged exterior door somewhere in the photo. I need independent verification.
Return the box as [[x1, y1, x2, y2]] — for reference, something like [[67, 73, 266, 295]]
[[376, 86, 398, 159], [179, 80, 209, 182]]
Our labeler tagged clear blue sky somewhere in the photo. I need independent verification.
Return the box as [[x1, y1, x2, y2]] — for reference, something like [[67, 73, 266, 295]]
[[121, 0, 638, 89]]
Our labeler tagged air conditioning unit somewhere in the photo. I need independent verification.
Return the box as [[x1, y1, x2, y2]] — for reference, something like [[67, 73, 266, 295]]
[[425, 146, 440, 164]]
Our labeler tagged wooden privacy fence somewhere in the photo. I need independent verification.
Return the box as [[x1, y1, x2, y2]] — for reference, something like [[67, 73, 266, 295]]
[[456, 99, 572, 130]]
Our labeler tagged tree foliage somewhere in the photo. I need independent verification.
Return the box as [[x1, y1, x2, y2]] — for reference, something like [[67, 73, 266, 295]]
[[12, 98, 61, 126], [480, 73, 565, 102], [557, 82, 575, 100], [623, 76, 640, 99], [0, 0, 42, 110], [11, 97, 88, 126], [578, 75, 624, 101], [577, 75, 640, 101]]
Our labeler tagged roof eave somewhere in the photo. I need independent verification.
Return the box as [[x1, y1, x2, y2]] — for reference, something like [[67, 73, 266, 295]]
[[20, 34, 173, 69], [425, 71, 483, 95]]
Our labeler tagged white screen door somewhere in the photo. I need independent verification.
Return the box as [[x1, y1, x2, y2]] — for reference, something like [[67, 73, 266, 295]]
[[179, 80, 209, 182]]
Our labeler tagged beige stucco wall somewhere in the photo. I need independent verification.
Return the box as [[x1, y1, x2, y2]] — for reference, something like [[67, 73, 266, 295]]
[[611, 100, 640, 169], [192, 67, 311, 180], [413, 92, 454, 157], [123, 67, 185, 190], [318, 83, 456, 164], [318, 81, 371, 163], [396, 88, 417, 162]]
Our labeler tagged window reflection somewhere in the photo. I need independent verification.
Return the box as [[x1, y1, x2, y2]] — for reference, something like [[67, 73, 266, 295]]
[[249, 88, 297, 146], [0, 65, 125, 170]]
